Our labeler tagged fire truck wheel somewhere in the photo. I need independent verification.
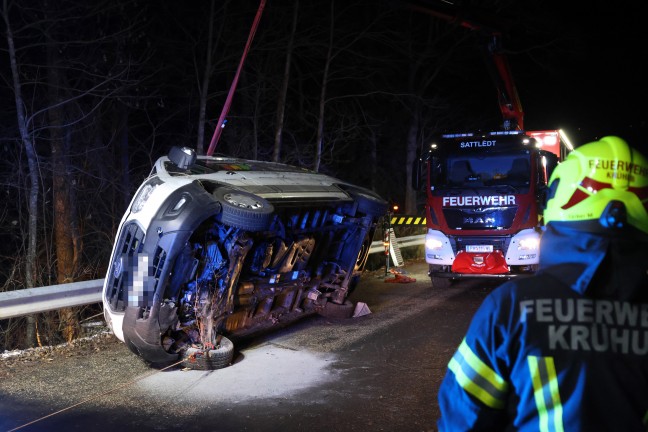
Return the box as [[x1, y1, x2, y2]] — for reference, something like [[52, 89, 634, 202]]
[[431, 276, 453, 289], [181, 337, 234, 370]]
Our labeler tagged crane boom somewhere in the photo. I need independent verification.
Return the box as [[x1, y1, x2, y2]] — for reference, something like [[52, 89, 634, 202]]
[[407, 1, 524, 130]]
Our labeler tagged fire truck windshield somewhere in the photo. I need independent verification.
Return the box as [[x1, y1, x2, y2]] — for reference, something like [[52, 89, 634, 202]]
[[434, 152, 531, 191]]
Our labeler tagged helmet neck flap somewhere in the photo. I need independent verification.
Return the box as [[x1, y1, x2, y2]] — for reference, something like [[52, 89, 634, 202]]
[[540, 222, 648, 300]]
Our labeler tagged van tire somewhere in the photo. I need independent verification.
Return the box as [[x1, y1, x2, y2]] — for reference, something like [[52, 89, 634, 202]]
[[181, 337, 234, 370], [213, 188, 274, 232]]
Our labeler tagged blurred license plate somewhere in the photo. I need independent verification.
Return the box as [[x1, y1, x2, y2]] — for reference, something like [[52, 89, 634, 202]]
[[466, 245, 493, 253]]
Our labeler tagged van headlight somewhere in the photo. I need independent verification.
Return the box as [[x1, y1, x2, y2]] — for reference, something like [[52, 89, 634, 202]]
[[131, 178, 162, 213]]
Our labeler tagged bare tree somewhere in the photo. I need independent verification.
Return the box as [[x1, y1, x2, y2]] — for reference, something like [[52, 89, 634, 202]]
[[195, 1, 230, 155], [0, 0, 158, 346], [272, 0, 299, 162], [1, 0, 40, 346], [399, 13, 478, 214], [47, 39, 82, 341], [313, 1, 336, 173]]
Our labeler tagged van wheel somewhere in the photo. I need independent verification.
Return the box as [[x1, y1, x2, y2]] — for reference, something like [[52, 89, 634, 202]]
[[213, 188, 274, 232], [181, 336, 234, 370]]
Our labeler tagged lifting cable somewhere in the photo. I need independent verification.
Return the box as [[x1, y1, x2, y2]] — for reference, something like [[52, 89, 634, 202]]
[[206, 0, 267, 156], [8, 357, 187, 431]]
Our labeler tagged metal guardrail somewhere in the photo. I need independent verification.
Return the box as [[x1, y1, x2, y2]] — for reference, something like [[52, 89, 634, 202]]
[[0, 234, 425, 320], [0, 279, 104, 320], [368, 234, 425, 254]]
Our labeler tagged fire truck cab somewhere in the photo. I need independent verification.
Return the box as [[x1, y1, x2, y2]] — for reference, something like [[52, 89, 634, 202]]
[[413, 129, 569, 287]]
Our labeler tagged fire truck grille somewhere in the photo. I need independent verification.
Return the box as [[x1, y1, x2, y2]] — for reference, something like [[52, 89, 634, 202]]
[[443, 206, 517, 230]]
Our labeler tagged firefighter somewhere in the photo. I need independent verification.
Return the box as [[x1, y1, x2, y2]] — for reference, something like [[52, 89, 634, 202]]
[[437, 136, 648, 431]]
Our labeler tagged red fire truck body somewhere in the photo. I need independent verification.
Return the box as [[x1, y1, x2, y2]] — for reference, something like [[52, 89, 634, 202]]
[[417, 129, 570, 287]]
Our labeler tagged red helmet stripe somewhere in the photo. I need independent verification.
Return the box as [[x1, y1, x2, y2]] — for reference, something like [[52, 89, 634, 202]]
[[561, 188, 590, 210], [628, 186, 648, 201], [561, 177, 613, 210]]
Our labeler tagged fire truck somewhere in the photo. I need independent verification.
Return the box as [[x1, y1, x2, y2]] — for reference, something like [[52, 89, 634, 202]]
[[413, 130, 571, 286], [410, 2, 573, 286]]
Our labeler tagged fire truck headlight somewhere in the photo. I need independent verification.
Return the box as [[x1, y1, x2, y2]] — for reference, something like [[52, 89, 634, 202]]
[[518, 238, 539, 251], [426, 238, 444, 250]]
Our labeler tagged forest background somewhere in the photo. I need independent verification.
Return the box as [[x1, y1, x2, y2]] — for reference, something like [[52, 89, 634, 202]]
[[1, 0, 643, 349]]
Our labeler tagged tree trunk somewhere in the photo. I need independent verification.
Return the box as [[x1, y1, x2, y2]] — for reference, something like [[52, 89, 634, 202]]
[[272, 0, 298, 162], [2, 0, 40, 347], [369, 128, 378, 192], [118, 109, 131, 210], [314, 1, 335, 173], [251, 69, 262, 160], [196, 0, 217, 155], [404, 109, 419, 214], [48, 39, 80, 343]]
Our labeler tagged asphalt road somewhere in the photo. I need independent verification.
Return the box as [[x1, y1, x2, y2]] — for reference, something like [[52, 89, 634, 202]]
[[0, 260, 500, 432]]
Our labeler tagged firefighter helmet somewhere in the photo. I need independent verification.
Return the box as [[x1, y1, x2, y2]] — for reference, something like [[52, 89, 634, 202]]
[[544, 136, 648, 234]]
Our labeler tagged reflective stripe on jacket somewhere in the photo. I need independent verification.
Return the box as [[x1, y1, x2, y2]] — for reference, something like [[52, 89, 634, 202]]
[[437, 224, 648, 431]]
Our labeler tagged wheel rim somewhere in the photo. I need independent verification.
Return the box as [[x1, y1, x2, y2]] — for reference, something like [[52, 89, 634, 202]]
[[224, 193, 264, 209]]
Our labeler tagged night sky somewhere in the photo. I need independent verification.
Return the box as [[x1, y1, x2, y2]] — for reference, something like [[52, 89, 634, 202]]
[[352, 0, 648, 151], [182, 0, 648, 151], [505, 1, 647, 150]]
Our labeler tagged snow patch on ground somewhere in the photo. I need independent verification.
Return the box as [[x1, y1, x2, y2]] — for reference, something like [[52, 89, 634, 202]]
[[0, 329, 111, 360], [138, 342, 339, 402]]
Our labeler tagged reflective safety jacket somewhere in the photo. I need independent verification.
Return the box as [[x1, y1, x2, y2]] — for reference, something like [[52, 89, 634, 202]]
[[437, 224, 648, 431]]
